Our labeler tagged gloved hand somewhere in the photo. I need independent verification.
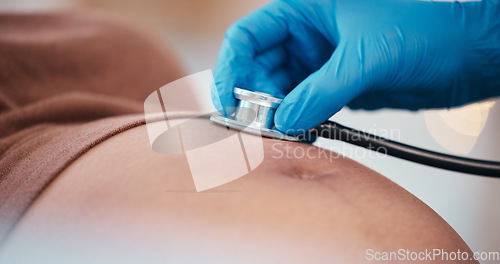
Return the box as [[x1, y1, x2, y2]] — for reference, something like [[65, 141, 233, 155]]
[[212, 0, 500, 133]]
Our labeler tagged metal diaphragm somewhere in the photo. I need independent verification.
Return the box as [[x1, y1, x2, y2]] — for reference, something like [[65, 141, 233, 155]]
[[210, 87, 308, 142]]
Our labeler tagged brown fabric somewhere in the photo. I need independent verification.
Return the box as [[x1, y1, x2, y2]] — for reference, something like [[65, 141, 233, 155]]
[[0, 12, 189, 244]]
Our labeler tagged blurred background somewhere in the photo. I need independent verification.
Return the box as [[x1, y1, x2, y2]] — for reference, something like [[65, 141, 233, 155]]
[[1, 0, 499, 262]]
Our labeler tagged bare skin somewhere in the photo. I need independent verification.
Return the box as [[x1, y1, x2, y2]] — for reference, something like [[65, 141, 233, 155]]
[[0, 118, 476, 264]]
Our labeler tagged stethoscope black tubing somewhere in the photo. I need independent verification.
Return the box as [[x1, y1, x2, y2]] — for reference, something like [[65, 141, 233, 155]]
[[312, 121, 500, 177]]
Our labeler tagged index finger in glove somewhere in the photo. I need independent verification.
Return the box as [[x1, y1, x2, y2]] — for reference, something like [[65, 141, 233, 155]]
[[212, 1, 292, 114]]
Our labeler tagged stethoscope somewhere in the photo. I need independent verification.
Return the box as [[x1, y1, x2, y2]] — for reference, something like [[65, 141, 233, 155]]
[[211, 87, 500, 177]]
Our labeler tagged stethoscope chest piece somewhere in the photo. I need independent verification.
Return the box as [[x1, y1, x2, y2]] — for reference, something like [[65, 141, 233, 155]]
[[210, 87, 306, 141]]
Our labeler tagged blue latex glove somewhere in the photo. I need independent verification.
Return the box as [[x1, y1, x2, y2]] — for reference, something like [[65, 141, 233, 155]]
[[212, 0, 500, 133]]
